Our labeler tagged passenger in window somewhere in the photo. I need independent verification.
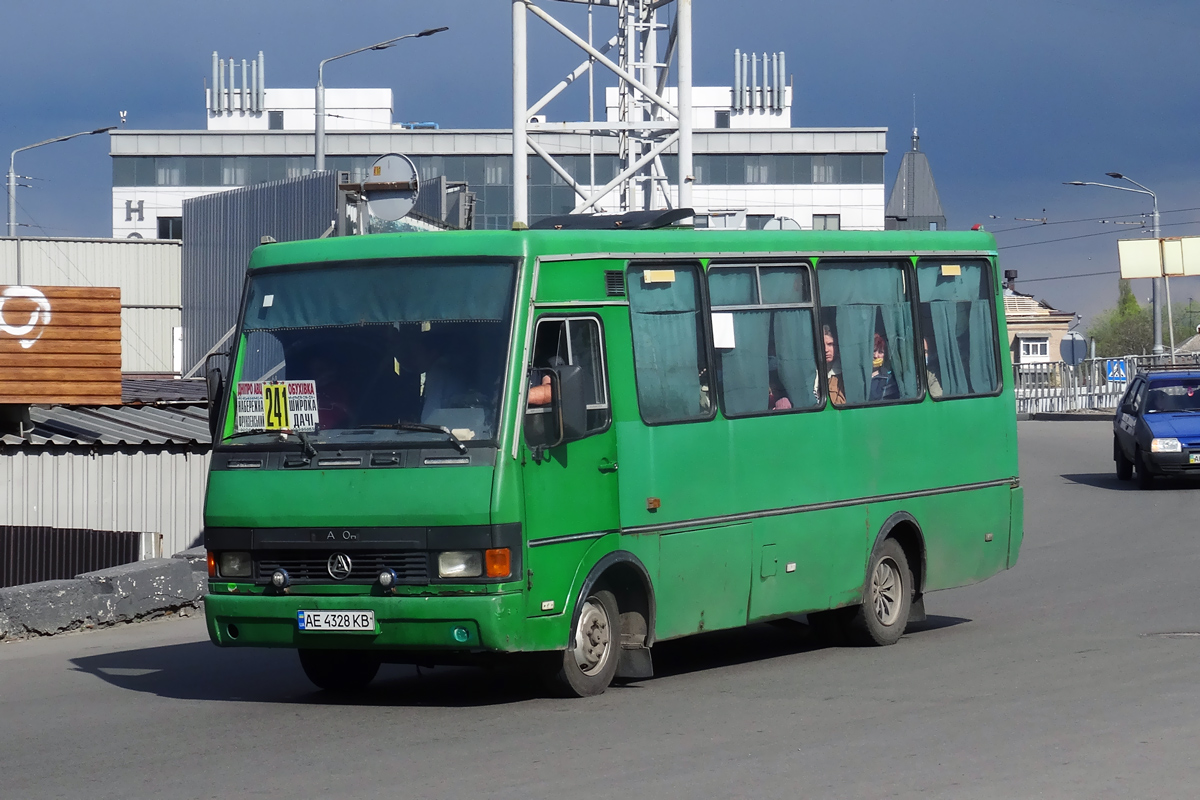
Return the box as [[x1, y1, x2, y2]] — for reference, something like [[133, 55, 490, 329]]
[[869, 332, 900, 402], [923, 337, 943, 398], [819, 324, 847, 406], [769, 373, 792, 410]]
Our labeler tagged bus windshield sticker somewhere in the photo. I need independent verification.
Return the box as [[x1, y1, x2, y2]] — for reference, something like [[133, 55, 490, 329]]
[[712, 312, 736, 348], [643, 269, 676, 284], [941, 264, 961, 276], [235, 380, 320, 433], [262, 294, 274, 307]]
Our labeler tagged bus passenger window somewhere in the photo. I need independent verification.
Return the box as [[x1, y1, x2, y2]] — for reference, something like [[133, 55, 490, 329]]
[[708, 264, 821, 416], [817, 261, 920, 406], [627, 263, 714, 424], [916, 260, 999, 398], [525, 317, 611, 442]]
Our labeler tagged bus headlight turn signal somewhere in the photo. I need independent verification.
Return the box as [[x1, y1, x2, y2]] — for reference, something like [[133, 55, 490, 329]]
[[1151, 437, 1182, 453], [218, 551, 252, 578], [485, 548, 511, 578]]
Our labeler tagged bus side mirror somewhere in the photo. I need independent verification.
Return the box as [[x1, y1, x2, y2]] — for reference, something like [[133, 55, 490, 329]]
[[554, 364, 588, 444], [205, 352, 227, 439]]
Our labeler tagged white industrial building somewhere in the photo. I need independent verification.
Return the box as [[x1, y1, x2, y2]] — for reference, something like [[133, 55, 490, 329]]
[[110, 50, 888, 238]]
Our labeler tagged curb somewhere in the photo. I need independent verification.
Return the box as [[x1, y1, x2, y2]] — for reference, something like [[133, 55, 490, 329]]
[[0, 546, 207, 642]]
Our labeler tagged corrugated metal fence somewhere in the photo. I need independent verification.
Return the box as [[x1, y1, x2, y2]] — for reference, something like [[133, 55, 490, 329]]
[[182, 171, 336, 376], [0, 447, 210, 559], [1015, 354, 1200, 413], [0, 526, 141, 588]]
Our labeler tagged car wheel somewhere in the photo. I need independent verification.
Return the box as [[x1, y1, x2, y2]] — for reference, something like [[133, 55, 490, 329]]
[[846, 539, 913, 647], [544, 589, 621, 697], [1135, 449, 1155, 490], [1115, 436, 1133, 481], [298, 649, 381, 692]]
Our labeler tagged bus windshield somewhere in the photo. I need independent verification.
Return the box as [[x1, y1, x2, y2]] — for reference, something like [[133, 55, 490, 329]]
[[225, 260, 518, 446]]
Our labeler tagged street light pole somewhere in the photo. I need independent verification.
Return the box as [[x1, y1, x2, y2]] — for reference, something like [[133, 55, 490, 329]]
[[1065, 174, 1166, 358], [314, 27, 448, 172], [8, 127, 116, 237]]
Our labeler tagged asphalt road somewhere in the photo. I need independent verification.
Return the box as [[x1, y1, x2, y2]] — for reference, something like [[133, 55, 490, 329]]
[[4, 420, 1200, 800]]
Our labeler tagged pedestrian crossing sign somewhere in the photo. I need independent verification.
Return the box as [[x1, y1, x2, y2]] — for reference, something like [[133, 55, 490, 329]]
[[1106, 359, 1127, 382]]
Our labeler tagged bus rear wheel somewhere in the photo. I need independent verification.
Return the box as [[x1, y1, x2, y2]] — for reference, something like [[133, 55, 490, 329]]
[[545, 589, 621, 698], [847, 539, 913, 647], [298, 649, 381, 693]]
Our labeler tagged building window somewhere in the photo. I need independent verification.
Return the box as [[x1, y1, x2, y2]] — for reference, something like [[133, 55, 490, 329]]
[[1020, 337, 1050, 363], [268, 111, 283, 130], [157, 216, 183, 240], [746, 214, 773, 230], [715, 110, 730, 129], [813, 214, 840, 231]]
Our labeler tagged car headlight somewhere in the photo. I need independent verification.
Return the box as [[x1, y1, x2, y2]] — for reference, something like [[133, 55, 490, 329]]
[[438, 551, 483, 579], [1151, 437, 1182, 453], [218, 551, 252, 578]]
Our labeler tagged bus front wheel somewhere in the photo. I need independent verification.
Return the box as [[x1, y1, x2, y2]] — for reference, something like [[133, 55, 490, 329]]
[[545, 589, 621, 697], [298, 649, 381, 693], [847, 539, 913, 647]]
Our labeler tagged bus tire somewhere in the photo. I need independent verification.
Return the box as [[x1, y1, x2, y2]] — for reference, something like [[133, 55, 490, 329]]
[[1114, 437, 1133, 481], [545, 589, 621, 697], [298, 649, 381, 692], [847, 539, 912, 647]]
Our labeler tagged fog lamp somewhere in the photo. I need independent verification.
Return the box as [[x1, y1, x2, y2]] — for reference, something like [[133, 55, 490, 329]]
[[270, 568, 290, 589], [378, 568, 398, 588], [452, 626, 470, 643], [1151, 437, 1182, 453], [218, 551, 252, 578]]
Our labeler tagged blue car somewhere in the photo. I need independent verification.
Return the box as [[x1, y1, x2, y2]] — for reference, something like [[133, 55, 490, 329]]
[[1114, 366, 1200, 488]]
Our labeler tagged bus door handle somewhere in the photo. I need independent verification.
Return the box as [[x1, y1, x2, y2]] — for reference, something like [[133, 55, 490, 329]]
[[598, 457, 618, 473]]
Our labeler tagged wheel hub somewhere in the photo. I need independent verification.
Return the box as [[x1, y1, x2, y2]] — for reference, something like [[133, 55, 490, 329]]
[[871, 557, 902, 626], [572, 599, 611, 675]]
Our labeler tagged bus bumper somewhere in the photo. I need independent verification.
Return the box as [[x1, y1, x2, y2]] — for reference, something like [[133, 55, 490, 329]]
[[205, 591, 527, 652]]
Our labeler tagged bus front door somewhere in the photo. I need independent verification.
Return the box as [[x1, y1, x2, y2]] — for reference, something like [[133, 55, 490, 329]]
[[521, 312, 620, 620]]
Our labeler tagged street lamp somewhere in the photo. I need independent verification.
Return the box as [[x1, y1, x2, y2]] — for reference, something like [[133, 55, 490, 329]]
[[1065, 173, 1167, 358], [314, 27, 448, 172], [8, 127, 117, 237]]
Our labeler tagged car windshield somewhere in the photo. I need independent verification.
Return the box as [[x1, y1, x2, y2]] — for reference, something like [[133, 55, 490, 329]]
[[1145, 378, 1200, 413], [223, 260, 517, 446]]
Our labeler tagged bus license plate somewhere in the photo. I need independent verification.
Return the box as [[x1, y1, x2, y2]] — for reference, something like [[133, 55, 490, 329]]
[[297, 610, 375, 632]]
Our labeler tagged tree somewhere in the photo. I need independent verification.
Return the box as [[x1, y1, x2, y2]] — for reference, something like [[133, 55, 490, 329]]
[[1088, 279, 1196, 356]]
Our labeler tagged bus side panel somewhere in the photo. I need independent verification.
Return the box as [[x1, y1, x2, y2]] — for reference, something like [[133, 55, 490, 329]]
[[909, 484, 1012, 592], [1008, 485, 1024, 569], [655, 524, 752, 641], [748, 506, 867, 622]]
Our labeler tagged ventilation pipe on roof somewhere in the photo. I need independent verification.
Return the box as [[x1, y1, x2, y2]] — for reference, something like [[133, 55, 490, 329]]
[[733, 49, 741, 112], [217, 59, 225, 113], [241, 59, 248, 112], [211, 52, 219, 113], [258, 52, 266, 113], [778, 51, 786, 111], [764, 52, 772, 110], [250, 59, 258, 112], [228, 58, 235, 113]]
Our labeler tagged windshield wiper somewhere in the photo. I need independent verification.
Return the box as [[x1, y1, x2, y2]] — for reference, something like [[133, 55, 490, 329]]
[[219, 429, 318, 458], [357, 422, 468, 454]]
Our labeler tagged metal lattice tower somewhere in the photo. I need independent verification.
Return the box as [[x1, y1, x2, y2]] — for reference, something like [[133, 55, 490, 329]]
[[511, 0, 693, 226]]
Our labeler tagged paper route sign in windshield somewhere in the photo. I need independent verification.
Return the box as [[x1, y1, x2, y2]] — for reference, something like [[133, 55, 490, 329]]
[[236, 381, 320, 432]]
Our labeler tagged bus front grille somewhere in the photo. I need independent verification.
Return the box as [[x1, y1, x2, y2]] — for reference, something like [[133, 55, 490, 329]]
[[254, 551, 430, 585]]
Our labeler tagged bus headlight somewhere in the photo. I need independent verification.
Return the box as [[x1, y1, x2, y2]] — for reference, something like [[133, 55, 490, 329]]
[[219, 551, 252, 578], [438, 551, 482, 579], [1151, 437, 1182, 453]]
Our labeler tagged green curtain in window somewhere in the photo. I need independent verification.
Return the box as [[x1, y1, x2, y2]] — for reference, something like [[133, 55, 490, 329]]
[[772, 308, 819, 408], [917, 263, 998, 397], [629, 269, 704, 423], [819, 262, 910, 405], [720, 311, 771, 415]]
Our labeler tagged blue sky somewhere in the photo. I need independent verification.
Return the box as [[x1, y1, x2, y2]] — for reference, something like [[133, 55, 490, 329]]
[[3, 0, 1199, 328]]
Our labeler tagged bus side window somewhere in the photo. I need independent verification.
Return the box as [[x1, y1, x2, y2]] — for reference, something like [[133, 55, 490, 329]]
[[817, 260, 920, 406], [708, 263, 821, 416], [916, 259, 1000, 399], [525, 316, 612, 442], [627, 263, 715, 424]]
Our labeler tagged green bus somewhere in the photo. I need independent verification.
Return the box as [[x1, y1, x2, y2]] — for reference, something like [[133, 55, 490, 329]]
[[202, 217, 1022, 696]]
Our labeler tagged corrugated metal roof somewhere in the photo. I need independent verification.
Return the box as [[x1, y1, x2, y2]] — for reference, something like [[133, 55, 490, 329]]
[[122, 378, 209, 405], [1, 404, 211, 447]]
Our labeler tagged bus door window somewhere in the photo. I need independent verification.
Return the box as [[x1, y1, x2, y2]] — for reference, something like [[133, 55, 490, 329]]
[[627, 263, 714, 424], [525, 316, 611, 446], [707, 263, 821, 416], [916, 259, 1000, 398], [816, 260, 920, 406]]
